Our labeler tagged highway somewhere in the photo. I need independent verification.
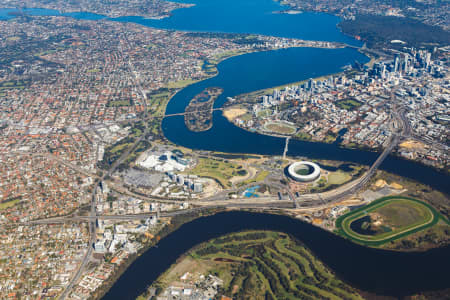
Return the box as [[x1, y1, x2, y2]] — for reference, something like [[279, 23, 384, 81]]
[[27, 123, 402, 228], [58, 183, 97, 300], [59, 40, 154, 300], [295, 134, 400, 207], [24, 126, 399, 299], [50, 81, 401, 299]]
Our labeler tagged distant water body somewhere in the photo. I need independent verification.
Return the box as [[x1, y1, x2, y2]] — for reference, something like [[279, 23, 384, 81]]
[[0, 2, 448, 193], [162, 48, 450, 194], [2, 2, 449, 299], [0, 1, 360, 45], [0, 7, 104, 21]]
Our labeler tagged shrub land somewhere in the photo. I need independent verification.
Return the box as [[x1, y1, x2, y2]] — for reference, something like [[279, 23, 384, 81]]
[[339, 15, 450, 49]]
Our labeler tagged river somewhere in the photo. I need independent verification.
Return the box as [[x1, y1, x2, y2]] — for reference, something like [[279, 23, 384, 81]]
[[102, 211, 450, 299], [0, 0, 361, 45], [2, 5, 447, 192], [1, 1, 449, 297], [162, 47, 450, 194]]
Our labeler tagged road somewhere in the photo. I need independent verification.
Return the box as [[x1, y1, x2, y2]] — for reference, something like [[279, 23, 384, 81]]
[[27, 130, 398, 227], [163, 107, 223, 118], [282, 136, 290, 159], [295, 134, 399, 207], [11, 151, 98, 179], [59, 40, 153, 300], [49, 72, 400, 298], [58, 183, 97, 299], [24, 125, 399, 299]]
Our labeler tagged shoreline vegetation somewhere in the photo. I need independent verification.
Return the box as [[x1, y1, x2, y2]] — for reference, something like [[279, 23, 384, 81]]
[[85, 11, 450, 300], [93, 208, 222, 300], [140, 230, 364, 300], [273, 0, 450, 49], [95, 193, 449, 299]]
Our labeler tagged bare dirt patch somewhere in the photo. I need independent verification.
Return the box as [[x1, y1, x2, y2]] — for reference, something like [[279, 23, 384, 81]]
[[223, 107, 247, 121], [399, 140, 426, 150]]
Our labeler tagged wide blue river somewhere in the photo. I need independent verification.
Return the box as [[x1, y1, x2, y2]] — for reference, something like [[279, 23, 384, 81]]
[[0, 0, 361, 45], [162, 46, 450, 194]]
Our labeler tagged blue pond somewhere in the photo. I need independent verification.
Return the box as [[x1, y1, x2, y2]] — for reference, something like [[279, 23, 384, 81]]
[[243, 185, 260, 198]]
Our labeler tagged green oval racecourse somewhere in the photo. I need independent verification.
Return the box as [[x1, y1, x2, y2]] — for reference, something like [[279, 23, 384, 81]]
[[335, 196, 446, 247]]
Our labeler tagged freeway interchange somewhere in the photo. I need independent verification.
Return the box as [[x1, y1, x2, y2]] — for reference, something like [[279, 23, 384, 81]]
[[27, 91, 408, 300], [28, 129, 402, 227]]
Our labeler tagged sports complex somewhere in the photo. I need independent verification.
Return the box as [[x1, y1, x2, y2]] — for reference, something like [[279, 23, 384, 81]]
[[335, 196, 447, 246], [287, 161, 321, 182]]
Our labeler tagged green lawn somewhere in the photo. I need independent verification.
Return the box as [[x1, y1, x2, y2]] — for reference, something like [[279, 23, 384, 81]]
[[149, 91, 170, 117], [264, 122, 296, 135], [257, 109, 272, 118], [335, 99, 363, 110], [186, 157, 243, 188], [239, 170, 270, 187], [328, 171, 351, 185], [294, 131, 312, 141], [0, 198, 20, 210], [166, 79, 199, 89]]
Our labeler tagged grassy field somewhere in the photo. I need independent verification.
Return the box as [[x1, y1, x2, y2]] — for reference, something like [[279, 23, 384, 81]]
[[336, 196, 445, 246], [335, 99, 363, 110], [257, 109, 272, 118], [208, 49, 252, 65], [98, 122, 147, 170], [0, 79, 29, 90], [294, 131, 312, 141], [0, 198, 20, 210], [328, 171, 352, 185], [151, 230, 363, 300], [186, 157, 245, 188], [149, 91, 170, 118], [264, 122, 296, 135], [309, 164, 364, 193], [238, 170, 270, 187], [166, 79, 199, 89]]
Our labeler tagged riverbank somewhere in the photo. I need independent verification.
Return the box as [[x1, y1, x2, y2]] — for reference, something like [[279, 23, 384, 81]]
[[336, 196, 445, 247], [220, 65, 447, 175], [95, 170, 450, 299], [93, 208, 222, 300], [102, 211, 450, 299], [142, 230, 364, 299]]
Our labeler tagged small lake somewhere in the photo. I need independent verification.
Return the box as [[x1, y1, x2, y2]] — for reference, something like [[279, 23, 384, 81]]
[[350, 215, 379, 235]]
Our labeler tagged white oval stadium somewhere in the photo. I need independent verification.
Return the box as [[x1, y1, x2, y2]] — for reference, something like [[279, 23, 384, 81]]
[[288, 161, 321, 182]]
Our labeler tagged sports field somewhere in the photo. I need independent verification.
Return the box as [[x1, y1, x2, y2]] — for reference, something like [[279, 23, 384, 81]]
[[335, 196, 444, 246], [264, 122, 296, 135]]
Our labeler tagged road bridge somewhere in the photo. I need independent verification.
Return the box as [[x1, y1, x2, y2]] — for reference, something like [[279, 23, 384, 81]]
[[163, 107, 223, 118], [283, 136, 290, 160], [296, 134, 399, 207]]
